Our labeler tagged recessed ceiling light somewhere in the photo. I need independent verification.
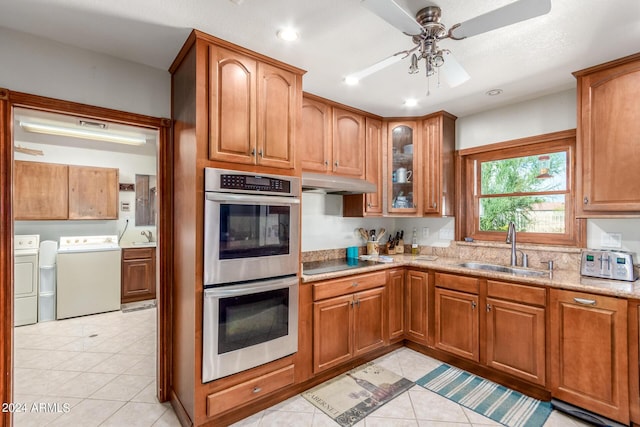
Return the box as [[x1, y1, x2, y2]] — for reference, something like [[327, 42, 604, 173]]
[[344, 76, 359, 86], [485, 89, 503, 96], [276, 28, 299, 41], [404, 98, 418, 107]]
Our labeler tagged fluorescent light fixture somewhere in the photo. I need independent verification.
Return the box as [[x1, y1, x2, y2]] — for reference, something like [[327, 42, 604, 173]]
[[19, 121, 147, 146], [276, 28, 299, 41]]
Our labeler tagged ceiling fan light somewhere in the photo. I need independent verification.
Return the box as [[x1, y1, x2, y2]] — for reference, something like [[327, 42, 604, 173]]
[[408, 54, 420, 74], [431, 53, 444, 67]]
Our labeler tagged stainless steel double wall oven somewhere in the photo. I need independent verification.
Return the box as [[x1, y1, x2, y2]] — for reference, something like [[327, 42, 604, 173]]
[[202, 168, 300, 382]]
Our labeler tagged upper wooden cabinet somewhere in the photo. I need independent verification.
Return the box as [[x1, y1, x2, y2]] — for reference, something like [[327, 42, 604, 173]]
[[14, 161, 117, 220], [14, 161, 68, 220], [422, 112, 456, 216], [208, 44, 302, 169], [574, 53, 640, 215], [332, 108, 365, 178], [68, 165, 118, 219], [343, 117, 385, 217], [300, 96, 332, 172], [387, 121, 419, 215]]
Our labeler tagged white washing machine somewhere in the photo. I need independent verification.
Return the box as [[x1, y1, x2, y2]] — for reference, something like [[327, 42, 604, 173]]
[[14, 234, 39, 326], [57, 235, 121, 319]]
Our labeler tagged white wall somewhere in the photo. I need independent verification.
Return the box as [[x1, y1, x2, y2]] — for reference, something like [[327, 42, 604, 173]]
[[0, 27, 170, 118], [14, 141, 156, 245]]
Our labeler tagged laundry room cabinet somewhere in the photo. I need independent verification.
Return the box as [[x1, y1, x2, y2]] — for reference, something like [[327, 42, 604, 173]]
[[121, 247, 156, 303]]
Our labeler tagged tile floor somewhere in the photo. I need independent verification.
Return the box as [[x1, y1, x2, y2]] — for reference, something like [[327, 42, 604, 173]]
[[13, 307, 592, 427], [12, 306, 180, 426]]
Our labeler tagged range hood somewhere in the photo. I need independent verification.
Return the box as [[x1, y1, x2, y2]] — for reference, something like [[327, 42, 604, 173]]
[[301, 172, 376, 195]]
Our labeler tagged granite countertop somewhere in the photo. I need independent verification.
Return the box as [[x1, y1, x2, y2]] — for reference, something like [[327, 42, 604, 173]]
[[120, 241, 157, 249], [301, 254, 640, 299]]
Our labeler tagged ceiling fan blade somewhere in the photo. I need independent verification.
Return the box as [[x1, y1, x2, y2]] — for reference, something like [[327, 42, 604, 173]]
[[345, 53, 404, 83], [361, 0, 424, 35], [440, 51, 470, 87], [449, 0, 551, 40]]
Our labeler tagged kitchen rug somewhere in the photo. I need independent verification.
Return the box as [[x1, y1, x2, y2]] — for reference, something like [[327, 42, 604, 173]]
[[417, 364, 552, 427], [302, 362, 414, 426]]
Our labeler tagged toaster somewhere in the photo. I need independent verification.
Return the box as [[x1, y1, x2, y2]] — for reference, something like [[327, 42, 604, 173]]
[[580, 249, 638, 281]]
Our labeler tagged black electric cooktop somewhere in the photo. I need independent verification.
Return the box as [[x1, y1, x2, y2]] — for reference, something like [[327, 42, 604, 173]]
[[302, 258, 379, 275]]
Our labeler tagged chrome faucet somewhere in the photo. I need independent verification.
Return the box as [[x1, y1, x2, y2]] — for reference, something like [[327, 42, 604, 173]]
[[506, 222, 518, 266], [141, 230, 153, 242]]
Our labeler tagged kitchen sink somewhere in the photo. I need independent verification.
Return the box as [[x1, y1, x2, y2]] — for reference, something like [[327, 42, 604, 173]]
[[457, 262, 548, 277]]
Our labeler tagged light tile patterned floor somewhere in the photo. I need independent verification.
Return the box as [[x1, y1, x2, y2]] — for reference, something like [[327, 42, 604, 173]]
[[12, 306, 180, 427], [13, 308, 593, 427]]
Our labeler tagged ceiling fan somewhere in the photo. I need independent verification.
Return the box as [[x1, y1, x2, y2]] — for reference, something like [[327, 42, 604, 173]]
[[348, 0, 552, 90]]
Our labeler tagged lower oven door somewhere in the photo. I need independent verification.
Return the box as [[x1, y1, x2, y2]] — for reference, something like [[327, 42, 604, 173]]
[[202, 275, 299, 383]]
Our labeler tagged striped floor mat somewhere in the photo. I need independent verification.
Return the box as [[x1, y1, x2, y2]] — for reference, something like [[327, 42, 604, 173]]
[[416, 364, 552, 427]]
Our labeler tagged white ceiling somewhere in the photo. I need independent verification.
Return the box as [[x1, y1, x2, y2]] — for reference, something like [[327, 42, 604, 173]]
[[1, 0, 639, 118]]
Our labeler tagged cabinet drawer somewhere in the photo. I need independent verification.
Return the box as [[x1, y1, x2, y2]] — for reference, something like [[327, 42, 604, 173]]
[[122, 248, 155, 260], [435, 272, 479, 294], [313, 271, 387, 301], [487, 280, 546, 306], [206, 365, 294, 417]]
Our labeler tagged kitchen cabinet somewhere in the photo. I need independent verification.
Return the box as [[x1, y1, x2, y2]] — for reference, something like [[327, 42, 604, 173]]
[[630, 300, 640, 425], [14, 161, 118, 220], [486, 280, 546, 386], [421, 112, 456, 216], [14, 160, 68, 220], [332, 107, 365, 177], [574, 52, 640, 215], [343, 117, 385, 217], [312, 271, 386, 373], [434, 274, 479, 362], [387, 121, 419, 215], [208, 44, 300, 169], [550, 288, 629, 424], [68, 165, 118, 219], [405, 270, 428, 344], [300, 95, 332, 172], [387, 268, 405, 342], [121, 247, 156, 303]]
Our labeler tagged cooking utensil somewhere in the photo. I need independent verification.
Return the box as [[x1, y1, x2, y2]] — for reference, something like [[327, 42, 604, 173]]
[[358, 228, 369, 240], [370, 229, 376, 241], [377, 228, 386, 241]]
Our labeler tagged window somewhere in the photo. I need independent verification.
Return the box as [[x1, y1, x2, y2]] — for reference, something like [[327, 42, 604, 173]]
[[458, 130, 582, 246]]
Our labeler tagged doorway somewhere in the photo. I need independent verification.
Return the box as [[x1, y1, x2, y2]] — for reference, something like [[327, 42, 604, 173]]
[[0, 90, 172, 426]]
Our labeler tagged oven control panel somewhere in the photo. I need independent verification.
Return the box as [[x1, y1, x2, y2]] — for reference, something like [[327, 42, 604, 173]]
[[220, 174, 290, 193], [580, 249, 638, 281], [205, 167, 299, 197]]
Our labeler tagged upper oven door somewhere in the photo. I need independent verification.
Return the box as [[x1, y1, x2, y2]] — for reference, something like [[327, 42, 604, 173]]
[[204, 192, 300, 285]]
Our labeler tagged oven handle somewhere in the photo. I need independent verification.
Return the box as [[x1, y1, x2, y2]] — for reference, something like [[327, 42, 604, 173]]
[[206, 192, 300, 205], [204, 276, 299, 298]]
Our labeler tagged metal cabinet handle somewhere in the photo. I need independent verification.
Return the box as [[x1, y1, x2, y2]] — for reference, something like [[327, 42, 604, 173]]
[[253, 386, 262, 393], [324, 160, 329, 166], [352, 282, 359, 287], [355, 299, 360, 307], [367, 203, 372, 208], [471, 301, 477, 309], [250, 148, 256, 156], [432, 202, 437, 209], [583, 196, 589, 205], [573, 297, 596, 306], [258, 149, 263, 157], [486, 304, 491, 312]]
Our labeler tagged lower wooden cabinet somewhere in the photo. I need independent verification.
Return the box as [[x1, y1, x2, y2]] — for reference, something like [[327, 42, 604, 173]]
[[550, 289, 629, 424], [387, 269, 405, 342], [206, 365, 295, 417], [630, 300, 640, 425], [121, 247, 156, 303], [435, 287, 479, 361], [405, 270, 428, 344], [312, 271, 386, 373]]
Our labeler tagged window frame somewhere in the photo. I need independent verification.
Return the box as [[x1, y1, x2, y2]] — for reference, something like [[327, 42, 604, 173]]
[[457, 130, 584, 247]]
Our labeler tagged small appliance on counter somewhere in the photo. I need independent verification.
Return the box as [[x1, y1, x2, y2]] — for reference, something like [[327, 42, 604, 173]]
[[580, 249, 638, 282]]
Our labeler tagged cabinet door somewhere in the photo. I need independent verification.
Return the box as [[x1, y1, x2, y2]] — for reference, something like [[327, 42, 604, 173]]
[[353, 287, 385, 357], [121, 248, 156, 303], [256, 62, 296, 169], [363, 117, 383, 215], [332, 108, 364, 177], [300, 96, 331, 172], [630, 302, 640, 425], [388, 121, 419, 215], [422, 113, 455, 216], [313, 294, 353, 373], [486, 297, 546, 386], [209, 46, 257, 164], [68, 165, 118, 219], [387, 269, 405, 342], [435, 287, 479, 362], [14, 161, 68, 220], [550, 289, 629, 424], [577, 56, 640, 212], [405, 270, 428, 344]]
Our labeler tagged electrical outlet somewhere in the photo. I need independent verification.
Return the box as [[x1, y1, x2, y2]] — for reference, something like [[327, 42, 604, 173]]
[[422, 227, 429, 239], [439, 228, 454, 240], [600, 232, 622, 248]]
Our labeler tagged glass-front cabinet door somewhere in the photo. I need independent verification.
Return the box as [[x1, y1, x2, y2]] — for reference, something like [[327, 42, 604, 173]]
[[388, 122, 419, 214]]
